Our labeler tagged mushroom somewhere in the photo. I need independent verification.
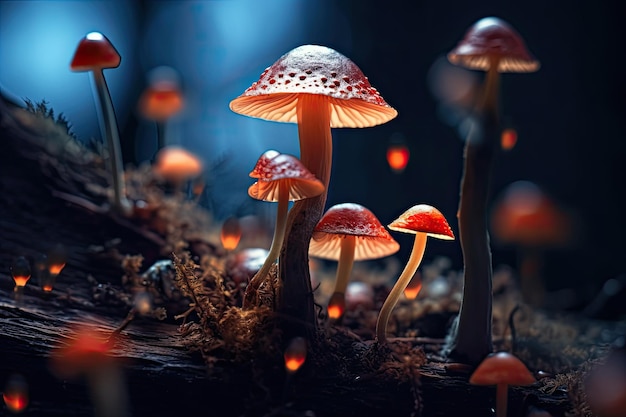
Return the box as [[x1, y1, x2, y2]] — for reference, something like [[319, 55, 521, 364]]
[[469, 351, 536, 417], [49, 326, 130, 417], [443, 18, 539, 365], [138, 67, 184, 150], [71, 32, 131, 215], [230, 45, 397, 337], [243, 151, 325, 308], [153, 145, 204, 195], [220, 216, 242, 252], [375, 204, 454, 344], [309, 203, 400, 320], [490, 181, 572, 307]]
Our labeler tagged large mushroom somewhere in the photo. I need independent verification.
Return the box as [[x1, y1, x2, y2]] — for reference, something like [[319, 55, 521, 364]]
[[308, 203, 400, 320], [376, 204, 454, 344], [243, 151, 325, 308], [230, 45, 397, 338], [443, 18, 540, 365], [71, 32, 131, 215]]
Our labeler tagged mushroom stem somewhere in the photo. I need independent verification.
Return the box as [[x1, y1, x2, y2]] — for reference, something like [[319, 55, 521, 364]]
[[92, 69, 130, 215], [444, 64, 500, 365], [495, 383, 508, 417], [376, 232, 427, 344], [243, 180, 290, 308], [156, 120, 166, 150], [279, 94, 332, 339], [327, 235, 356, 317]]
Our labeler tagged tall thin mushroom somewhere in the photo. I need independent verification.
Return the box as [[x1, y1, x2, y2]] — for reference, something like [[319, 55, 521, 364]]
[[443, 17, 539, 365], [244, 151, 325, 309], [71, 32, 131, 215], [376, 204, 454, 344], [230, 45, 397, 339]]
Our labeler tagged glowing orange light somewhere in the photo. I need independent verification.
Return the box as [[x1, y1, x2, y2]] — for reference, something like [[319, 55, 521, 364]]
[[220, 216, 242, 251], [501, 128, 517, 151], [404, 272, 423, 300], [192, 178, 205, 198], [3, 374, 28, 413], [11, 257, 31, 288], [386, 145, 410, 173], [284, 337, 307, 373], [138, 82, 184, 121], [47, 244, 67, 276], [134, 291, 152, 315], [327, 292, 346, 320]]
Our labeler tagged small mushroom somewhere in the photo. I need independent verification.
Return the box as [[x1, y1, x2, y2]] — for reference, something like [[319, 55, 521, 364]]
[[153, 145, 204, 194], [230, 45, 397, 335], [71, 32, 131, 215], [309, 203, 400, 320], [138, 67, 184, 150], [243, 151, 325, 308], [49, 326, 130, 417], [469, 351, 536, 417], [376, 204, 454, 344]]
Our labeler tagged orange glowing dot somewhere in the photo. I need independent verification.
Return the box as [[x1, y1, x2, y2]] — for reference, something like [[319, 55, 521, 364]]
[[42, 284, 54, 292], [404, 272, 423, 300], [138, 82, 184, 121], [220, 216, 242, 251], [327, 292, 346, 320], [386, 145, 410, 172], [47, 244, 67, 277], [11, 257, 31, 288], [284, 337, 307, 373], [501, 128, 517, 151], [3, 374, 28, 413]]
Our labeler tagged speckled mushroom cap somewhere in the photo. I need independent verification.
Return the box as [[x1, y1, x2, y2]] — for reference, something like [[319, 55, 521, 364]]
[[448, 17, 539, 73], [229, 45, 398, 128], [70, 32, 121, 71], [388, 204, 455, 240], [469, 352, 536, 386], [309, 203, 400, 261], [248, 152, 325, 202]]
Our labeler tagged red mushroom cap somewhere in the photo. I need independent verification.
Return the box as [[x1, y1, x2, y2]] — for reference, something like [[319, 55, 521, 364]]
[[138, 81, 184, 121], [248, 153, 325, 202], [490, 181, 571, 247], [49, 326, 116, 379], [229, 45, 397, 128], [448, 17, 539, 73], [388, 204, 455, 240], [70, 32, 121, 71], [470, 351, 536, 386], [249, 150, 281, 179], [309, 203, 400, 261]]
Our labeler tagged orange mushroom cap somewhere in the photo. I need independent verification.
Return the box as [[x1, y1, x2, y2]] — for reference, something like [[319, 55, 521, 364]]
[[309, 203, 400, 261], [49, 326, 116, 379], [153, 146, 204, 183], [138, 81, 184, 121], [470, 351, 536, 386], [229, 45, 397, 128], [388, 204, 455, 240], [448, 17, 539, 73], [490, 181, 570, 247], [70, 32, 121, 71], [248, 152, 325, 202]]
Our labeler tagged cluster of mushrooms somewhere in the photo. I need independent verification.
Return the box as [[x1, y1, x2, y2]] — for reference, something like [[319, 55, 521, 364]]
[[64, 16, 591, 417]]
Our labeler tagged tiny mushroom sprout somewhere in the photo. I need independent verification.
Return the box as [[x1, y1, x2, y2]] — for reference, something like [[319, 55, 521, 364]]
[[375, 204, 454, 344], [243, 151, 325, 308], [470, 351, 536, 417], [443, 18, 539, 365], [309, 203, 400, 321], [230, 45, 397, 338], [71, 32, 131, 215]]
